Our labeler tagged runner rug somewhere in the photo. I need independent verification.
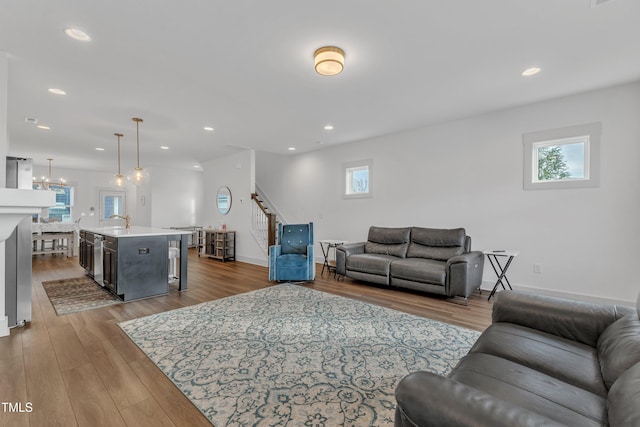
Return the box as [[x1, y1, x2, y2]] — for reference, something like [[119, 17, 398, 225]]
[[42, 276, 121, 315], [118, 284, 480, 427]]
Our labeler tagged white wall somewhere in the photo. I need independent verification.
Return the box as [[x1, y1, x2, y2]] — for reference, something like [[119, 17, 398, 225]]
[[30, 166, 127, 228], [149, 167, 203, 228], [29, 165, 204, 229], [202, 150, 265, 265], [256, 81, 640, 305]]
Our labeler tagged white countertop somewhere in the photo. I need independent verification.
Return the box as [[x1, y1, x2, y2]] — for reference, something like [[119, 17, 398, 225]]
[[33, 222, 80, 233], [81, 226, 193, 238]]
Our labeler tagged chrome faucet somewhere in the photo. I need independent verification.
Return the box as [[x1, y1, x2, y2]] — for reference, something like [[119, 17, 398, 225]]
[[109, 214, 131, 229]]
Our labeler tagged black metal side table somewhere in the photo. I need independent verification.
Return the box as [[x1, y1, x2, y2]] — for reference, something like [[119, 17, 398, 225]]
[[483, 249, 519, 300], [319, 239, 347, 277]]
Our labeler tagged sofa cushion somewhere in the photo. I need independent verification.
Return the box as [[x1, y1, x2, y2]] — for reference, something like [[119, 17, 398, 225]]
[[608, 361, 640, 426], [450, 353, 607, 427], [407, 227, 466, 261], [365, 227, 410, 258], [470, 323, 607, 396], [597, 313, 640, 389], [390, 258, 446, 286], [345, 253, 396, 276]]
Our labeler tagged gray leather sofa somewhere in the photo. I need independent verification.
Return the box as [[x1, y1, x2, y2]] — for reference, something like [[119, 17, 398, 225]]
[[335, 226, 484, 300], [395, 290, 640, 427]]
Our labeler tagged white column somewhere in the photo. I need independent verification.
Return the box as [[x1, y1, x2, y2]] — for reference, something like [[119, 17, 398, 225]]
[[0, 242, 7, 336], [1, 50, 10, 336]]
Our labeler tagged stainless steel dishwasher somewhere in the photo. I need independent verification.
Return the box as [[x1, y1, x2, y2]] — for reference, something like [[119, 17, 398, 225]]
[[93, 234, 104, 286]]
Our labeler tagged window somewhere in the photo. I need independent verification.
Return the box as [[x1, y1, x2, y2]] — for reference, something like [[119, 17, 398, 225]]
[[99, 189, 127, 226], [523, 123, 601, 190], [344, 159, 373, 198], [32, 185, 74, 222]]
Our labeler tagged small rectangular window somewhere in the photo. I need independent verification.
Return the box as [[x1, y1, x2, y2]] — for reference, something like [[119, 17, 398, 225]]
[[343, 159, 373, 198], [524, 123, 600, 190], [532, 136, 589, 183]]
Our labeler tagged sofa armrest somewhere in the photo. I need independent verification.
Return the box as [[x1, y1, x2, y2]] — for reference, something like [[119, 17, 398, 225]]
[[337, 242, 365, 256], [492, 290, 630, 347], [395, 371, 564, 427], [335, 242, 365, 276], [446, 251, 484, 299]]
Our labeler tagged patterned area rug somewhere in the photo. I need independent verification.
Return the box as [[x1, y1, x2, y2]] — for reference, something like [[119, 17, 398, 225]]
[[42, 276, 121, 315], [119, 284, 480, 427]]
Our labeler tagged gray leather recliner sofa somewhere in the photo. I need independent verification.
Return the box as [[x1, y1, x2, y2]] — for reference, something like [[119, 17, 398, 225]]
[[395, 290, 640, 427], [335, 226, 484, 300]]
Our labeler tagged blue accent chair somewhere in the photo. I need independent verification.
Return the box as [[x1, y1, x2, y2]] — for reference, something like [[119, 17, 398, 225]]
[[269, 222, 316, 281]]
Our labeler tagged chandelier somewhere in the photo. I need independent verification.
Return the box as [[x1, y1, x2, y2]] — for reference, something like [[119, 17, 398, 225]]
[[32, 158, 67, 190]]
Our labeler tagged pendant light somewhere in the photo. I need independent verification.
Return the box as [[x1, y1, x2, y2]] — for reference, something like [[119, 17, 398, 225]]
[[126, 117, 150, 186], [32, 158, 67, 190], [110, 132, 126, 188]]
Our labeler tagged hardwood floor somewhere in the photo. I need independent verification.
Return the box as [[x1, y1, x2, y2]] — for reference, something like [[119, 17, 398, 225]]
[[1, 250, 493, 426]]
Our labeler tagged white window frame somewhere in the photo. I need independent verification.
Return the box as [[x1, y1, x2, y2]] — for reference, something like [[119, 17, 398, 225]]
[[523, 122, 601, 190], [98, 189, 127, 227], [343, 159, 373, 199]]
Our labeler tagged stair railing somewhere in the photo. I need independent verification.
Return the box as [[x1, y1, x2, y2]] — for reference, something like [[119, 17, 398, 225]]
[[251, 193, 277, 255]]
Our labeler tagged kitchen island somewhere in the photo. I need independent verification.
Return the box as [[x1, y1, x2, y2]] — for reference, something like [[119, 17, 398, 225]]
[[79, 226, 191, 301]]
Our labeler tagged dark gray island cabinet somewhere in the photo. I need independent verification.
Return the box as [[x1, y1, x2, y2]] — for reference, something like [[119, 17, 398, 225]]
[[79, 226, 191, 301]]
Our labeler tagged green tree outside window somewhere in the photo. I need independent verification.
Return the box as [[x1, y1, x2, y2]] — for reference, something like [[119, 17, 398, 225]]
[[537, 146, 571, 181]]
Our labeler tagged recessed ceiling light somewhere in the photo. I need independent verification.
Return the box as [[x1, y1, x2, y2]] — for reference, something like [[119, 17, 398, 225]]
[[37, 125, 50, 130], [95, 147, 104, 151], [48, 88, 66, 95], [64, 28, 91, 42], [521, 67, 541, 77], [160, 146, 169, 150], [194, 165, 201, 168], [203, 126, 214, 131], [288, 147, 296, 151], [324, 125, 334, 130], [24, 117, 38, 124]]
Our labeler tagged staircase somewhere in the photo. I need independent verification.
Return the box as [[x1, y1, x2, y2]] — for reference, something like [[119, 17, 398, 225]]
[[250, 192, 277, 256]]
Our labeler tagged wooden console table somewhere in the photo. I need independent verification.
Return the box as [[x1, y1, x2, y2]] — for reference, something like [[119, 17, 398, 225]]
[[200, 229, 236, 262]]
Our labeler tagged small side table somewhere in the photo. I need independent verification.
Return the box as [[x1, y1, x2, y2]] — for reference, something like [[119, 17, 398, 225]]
[[319, 240, 347, 277], [483, 249, 520, 301]]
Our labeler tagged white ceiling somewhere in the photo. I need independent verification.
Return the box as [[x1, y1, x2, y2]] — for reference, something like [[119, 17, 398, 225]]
[[1, 0, 639, 172]]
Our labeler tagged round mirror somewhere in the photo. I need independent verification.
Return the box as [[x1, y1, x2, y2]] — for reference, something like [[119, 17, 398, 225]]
[[216, 186, 232, 215]]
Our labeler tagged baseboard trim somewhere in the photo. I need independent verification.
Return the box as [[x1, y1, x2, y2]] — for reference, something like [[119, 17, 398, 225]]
[[237, 255, 268, 267], [0, 316, 9, 337], [480, 280, 635, 307]]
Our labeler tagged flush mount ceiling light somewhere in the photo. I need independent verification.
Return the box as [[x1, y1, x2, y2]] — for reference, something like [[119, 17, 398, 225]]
[[64, 28, 91, 42], [314, 46, 345, 76], [126, 118, 150, 186], [521, 67, 542, 77]]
